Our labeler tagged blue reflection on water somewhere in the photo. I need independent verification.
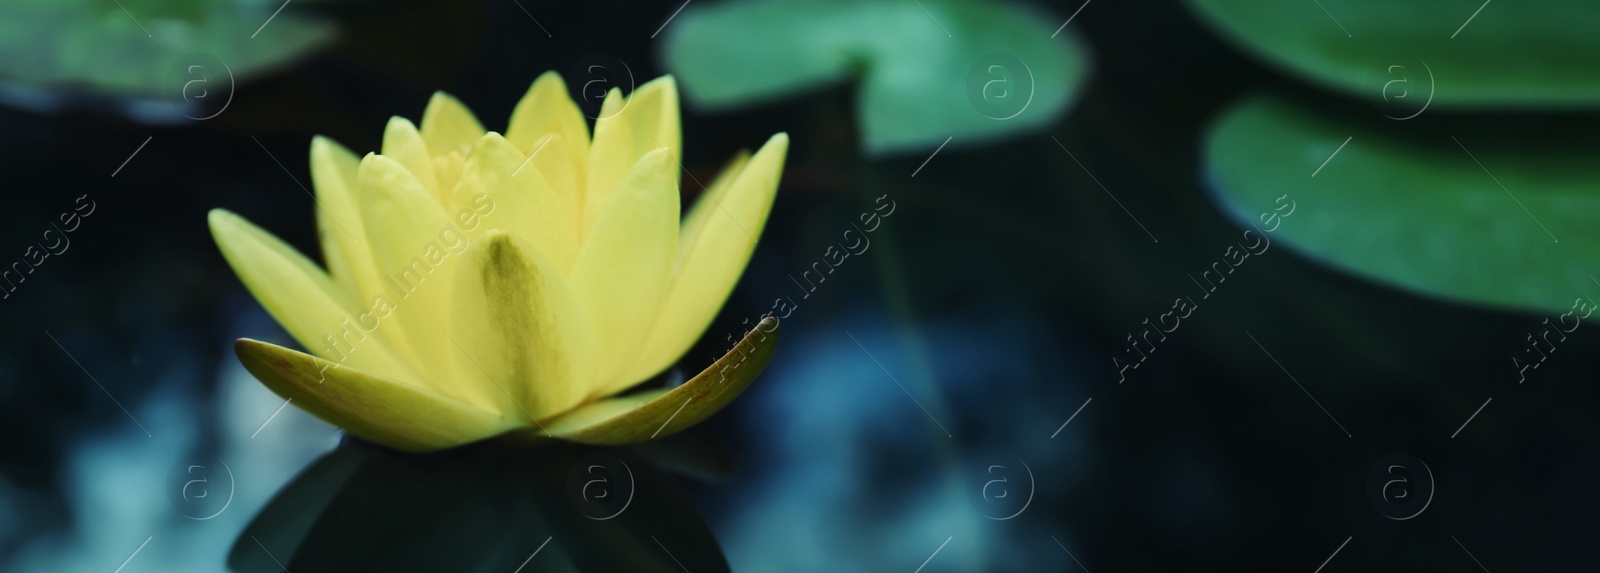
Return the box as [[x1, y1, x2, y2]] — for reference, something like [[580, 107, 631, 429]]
[[712, 301, 1100, 572], [4, 307, 336, 572]]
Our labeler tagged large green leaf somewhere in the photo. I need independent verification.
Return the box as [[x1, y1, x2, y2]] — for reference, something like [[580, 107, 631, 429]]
[[0, 0, 330, 103], [662, 0, 1090, 154], [1203, 95, 1600, 314], [1184, 0, 1600, 107]]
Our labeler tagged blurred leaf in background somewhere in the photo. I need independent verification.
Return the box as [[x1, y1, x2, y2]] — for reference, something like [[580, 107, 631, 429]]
[[1184, 0, 1600, 107], [0, 0, 331, 117], [662, 0, 1090, 154], [1188, 0, 1600, 315], [1203, 96, 1600, 315]]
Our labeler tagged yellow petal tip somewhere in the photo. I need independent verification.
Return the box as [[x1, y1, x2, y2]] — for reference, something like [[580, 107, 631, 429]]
[[206, 209, 249, 241]]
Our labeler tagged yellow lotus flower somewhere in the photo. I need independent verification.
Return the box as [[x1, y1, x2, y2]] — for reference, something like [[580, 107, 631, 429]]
[[209, 73, 785, 453]]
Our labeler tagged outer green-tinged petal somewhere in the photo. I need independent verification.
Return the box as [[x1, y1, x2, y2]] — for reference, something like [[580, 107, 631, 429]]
[[450, 133, 580, 272], [625, 134, 786, 383], [446, 231, 595, 422], [381, 117, 443, 205], [544, 389, 670, 433], [507, 71, 590, 213], [543, 318, 780, 444], [355, 154, 497, 412], [420, 92, 486, 157], [568, 148, 679, 394], [234, 339, 515, 453], [582, 88, 635, 233], [209, 209, 416, 384]]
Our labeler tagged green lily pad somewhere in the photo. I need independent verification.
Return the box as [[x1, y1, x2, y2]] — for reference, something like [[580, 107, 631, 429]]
[[0, 0, 330, 103], [661, 0, 1090, 154], [1183, 0, 1600, 107], [1203, 95, 1600, 314]]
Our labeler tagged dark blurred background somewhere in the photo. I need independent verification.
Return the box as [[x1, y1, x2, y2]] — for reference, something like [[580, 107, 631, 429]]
[[2, 0, 1596, 571]]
